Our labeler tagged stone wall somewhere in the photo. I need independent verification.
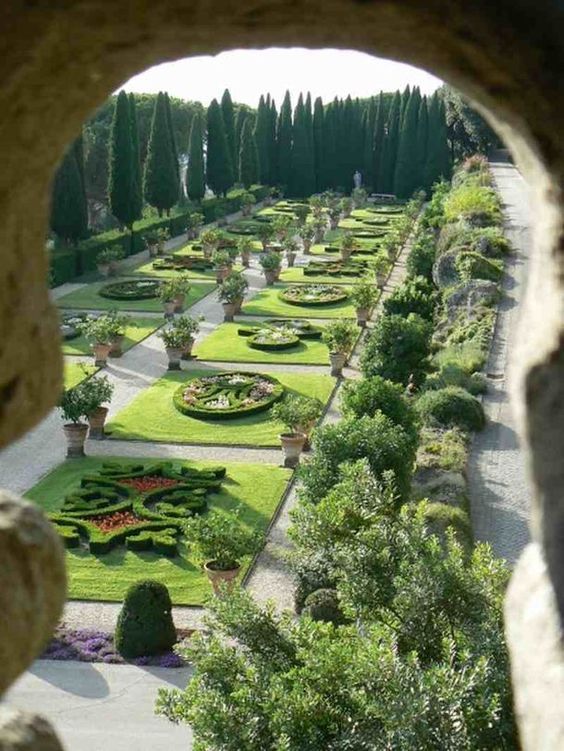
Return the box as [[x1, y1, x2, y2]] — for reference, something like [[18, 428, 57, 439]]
[[0, 1, 562, 747]]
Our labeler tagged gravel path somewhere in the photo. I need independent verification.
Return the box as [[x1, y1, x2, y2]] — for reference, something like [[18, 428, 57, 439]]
[[467, 158, 532, 563]]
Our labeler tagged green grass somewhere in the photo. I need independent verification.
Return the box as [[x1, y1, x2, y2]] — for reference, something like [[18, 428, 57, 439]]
[[57, 278, 215, 313], [242, 284, 356, 319], [64, 361, 98, 388], [106, 368, 335, 446], [194, 322, 330, 365], [280, 266, 371, 285], [25, 456, 291, 605], [62, 317, 163, 356], [130, 252, 244, 280]]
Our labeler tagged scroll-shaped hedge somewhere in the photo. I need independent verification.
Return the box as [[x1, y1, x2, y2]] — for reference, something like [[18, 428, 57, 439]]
[[99, 279, 163, 300], [174, 371, 284, 420], [279, 284, 349, 307]]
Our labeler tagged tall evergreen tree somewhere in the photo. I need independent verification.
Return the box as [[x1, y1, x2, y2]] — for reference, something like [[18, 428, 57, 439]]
[[238, 119, 259, 188], [415, 96, 429, 193], [254, 95, 270, 184], [438, 100, 452, 179], [321, 101, 337, 189], [312, 97, 325, 191], [341, 96, 356, 188], [144, 92, 179, 215], [128, 93, 143, 221], [109, 90, 139, 228], [234, 108, 248, 159], [393, 88, 420, 198], [277, 91, 293, 191], [304, 92, 313, 152], [424, 93, 452, 189], [50, 143, 88, 245], [290, 94, 315, 197], [221, 89, 237, 174], [361, 108, 374, 189], [164, 92, 180, 186], [268, 99, 278, 185], [372, 94, 385, 192], [399, 85, 412, 126], [380, 90, 401, 194], [206, 98, 234, 196], [186, 112, 205, 201]]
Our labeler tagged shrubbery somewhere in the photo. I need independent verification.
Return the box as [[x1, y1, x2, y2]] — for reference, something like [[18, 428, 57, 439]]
[[361, 313, 432, 386], [406, 232, 436, 280], [301, 588, 348, 626], [455, 250, 503, 282], [415, 386, 486, 432], [115, 580, 176, 658], [384, 275, 437, 320], [443, 183, 500, 225]]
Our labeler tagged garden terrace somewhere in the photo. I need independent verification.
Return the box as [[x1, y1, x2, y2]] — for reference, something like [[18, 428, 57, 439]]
[[242, 284, 356, 318], [279, 284, 350, 307]]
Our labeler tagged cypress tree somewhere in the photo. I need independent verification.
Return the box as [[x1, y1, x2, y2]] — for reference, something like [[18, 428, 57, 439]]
[[372, 94, 385, 192], [254, 95, 270, 184], [361, 108, 373, 189], [438, 100, 452, 180], [304, 92, 313, 152], [144, 92, 179, 215], [128, 93, 143, 222], [268, 99, 278, 185], [399, 85, 411, 126], [206, 98, 234, 196], [341, 96, 356, 188], [380, 90, 401, 194], [394, 89, 420, 198], [50, 143, 88, 245], [424, 93, 452, 189], [290, 94, 315, 197], [234, 108, 247, 159], [221, 89, 237, 174], [109, 91, 138, 228], [321, 101, 336, 189], [239, 118, 259, 188], [415, 96, 429, 192], [277, 91, 293, 191], [312, 97, 325, 191], [164, 92, 180, 186], [186, 111, 205, 201]]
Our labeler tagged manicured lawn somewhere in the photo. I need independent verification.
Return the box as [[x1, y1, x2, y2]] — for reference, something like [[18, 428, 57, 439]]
[[106, 368, 335, 446], [57, 278, 215, 312], [280, 265, 370, 285], [194, 322, 330, 365], [242, 284, 356, 319], [130, 254, 244, 280], [25, 456, 291, 605], [64, 361, 98, 388], [62, 317, 163, 356]]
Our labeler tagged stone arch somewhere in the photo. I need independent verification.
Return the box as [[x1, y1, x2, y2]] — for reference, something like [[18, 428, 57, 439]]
[[0, 2, 563, 747]]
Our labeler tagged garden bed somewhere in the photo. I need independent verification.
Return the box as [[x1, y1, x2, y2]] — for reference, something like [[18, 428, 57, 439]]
[[62, 317, 162, 356], [279, 284, 349, 307], [242, 285, 356, 319]]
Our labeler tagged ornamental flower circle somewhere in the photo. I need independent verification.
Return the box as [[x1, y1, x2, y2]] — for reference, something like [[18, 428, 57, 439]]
[[279, 284, 349, 307]]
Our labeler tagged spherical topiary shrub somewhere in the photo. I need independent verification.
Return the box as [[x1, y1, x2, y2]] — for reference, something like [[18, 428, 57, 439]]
[[301, 588, 348, 626], [415, 386, 485, 432], [115, 580, 176, 659]]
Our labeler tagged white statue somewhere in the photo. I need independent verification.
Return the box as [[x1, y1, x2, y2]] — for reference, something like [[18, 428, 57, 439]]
[[353, 170, 362, 189]]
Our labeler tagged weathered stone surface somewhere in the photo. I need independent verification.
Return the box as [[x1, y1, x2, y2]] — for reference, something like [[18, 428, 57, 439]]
[[506, 544, 564, 751], [432, 249, 462, 288], [0, 493, 66, 696], [0, 708, 64, 751], [412, 468, 468, 508], [444, 280, 499, 320]]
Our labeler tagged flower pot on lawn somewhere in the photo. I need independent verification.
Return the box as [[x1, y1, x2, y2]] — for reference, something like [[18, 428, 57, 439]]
[[181, 337, 195, 361], [356, 307, 370, 328], [87, 406, 108, 440], [174, 294, 185, 314], [216, 266, 230, 284], [279, 432, 306, 468], [204, 561, 241, 595], [295, 421, 316, 451], [223, 302, 236, 322], [341, 249, 352, 263], [329, 351, 347, 377], [63, 423, 89, 458], [286, 251, 296, 268], [148, 243, 158, 258], [109, 334, 125, 358], [97, 263, 111, 278], [233, 297, 244, 314], [264, 269, 277, 286], [241, 251, 251, 268], [163, 301, 176, 318], [92, 342, 112, 367], [166, 346, 183, 371], [376, 272, 387, 289]]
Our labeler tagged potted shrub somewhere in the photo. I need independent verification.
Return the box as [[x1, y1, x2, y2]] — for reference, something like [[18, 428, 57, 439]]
[[59, 383, 92, 457], [145, 231, 159, 258], [213, 249, 232, 284], [176, 314, 203, 360], [283, 237, 300, 268], [299, 224, 316, 254], [272, 215, 294, 243], [382, 231, 400, 261], [184, 508, 264, 594], [328, 206, 341, 230], [308, 196, 324, 218], [81, 374, 114, 440], [322, 320, 358, 376], [172, 274, 192, 312], [339, 196, 353, 217], [237, 236, 254, 268], [157, 227, 170, 255], [294, 204, 309, 226], [159, 320, 192, 370], [272, 395, 323, 466], [259, 251, 281, 285], [352, 187, 368, 209], [218, 272, 248, 320], [257, 223, 274, 251], [350, 282, 378, 327], [77, 315, 116, 366], [159, 280, 179, 318], [339, 232, 358, 262], [200, 228, 222, 259], [312, 215, 328, 244], [240, 191, 256, 216], [372, 252, 392, 288], [104, 310, 130, 357], [96, 247, 123, 277], [186, 212, 204, 241]]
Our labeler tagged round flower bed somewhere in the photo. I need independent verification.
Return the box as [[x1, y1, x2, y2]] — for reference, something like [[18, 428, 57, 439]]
[[153, 256, 213, 272], [248, 328, 300, 351], [266, 319, 323, 340], [99, 279, 163, 300], [174, 371, 284, 420], [303, 260, 368, 278], [60, 313, 88, 341], [279, 284, 349, 307]]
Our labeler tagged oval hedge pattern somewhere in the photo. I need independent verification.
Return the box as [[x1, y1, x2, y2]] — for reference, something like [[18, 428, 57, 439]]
[[279, 284, 349, 307], [99, 279, 163, 300], [248, 329, 300, 351]]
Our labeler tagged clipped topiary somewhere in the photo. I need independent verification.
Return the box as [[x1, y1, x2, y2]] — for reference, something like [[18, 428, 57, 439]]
[[415, 386, 485, 432], [115, 580, 176, 659], [301, 588, 348, 626]]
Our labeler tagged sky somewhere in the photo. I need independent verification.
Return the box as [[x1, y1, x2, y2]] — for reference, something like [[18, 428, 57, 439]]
[[120, 48, 442, 106]]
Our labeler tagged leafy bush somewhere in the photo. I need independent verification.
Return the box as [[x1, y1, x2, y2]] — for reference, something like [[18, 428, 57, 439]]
[[415, 386, 485, 432], [384, 275, 437, 320], [301, 588, 348, 626], [341, 375, 418, 442], [416, 427, 469, 472], [455, 251, 503, 282], [115, 580, 176, 659], [423, 502, 473, 551], [433, 340, 487, 374], [299, 414, 416, 504], [271, 394, 323, 434], [443, 184, 500, 225], [184, 507, 263, 571], [406, 232, 436, 280], [321, 319, 358, 353], [425, 362, 487, 395], [361, 313, 432, 386]]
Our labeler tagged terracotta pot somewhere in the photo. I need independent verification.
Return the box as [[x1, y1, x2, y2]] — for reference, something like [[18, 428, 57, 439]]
[[92, 342, 112, 367], [204, 561, 241, 595], [302, 239, 312, 254], [241, 251, 250, 268], [279, 432, 306, 468], [223, 302, 236, 322], [87, 406, 108, 440], [202, 245, 213, 260], [158, 238, 165, 255], [273, 267, 281, 281], [216, 266, 230, 284], [148, 244, 158, 258], [329, 351, 347, 377], [166, 346, 183, 370], [63, 423, 88, 458], [286, 251, 296, 268], [264, 269, 277, 286], [109, 334, 124, 358], [233, 297, 243, 314], [109, 260, 120, 275], [97, 263, 110, 278], [174, 293, 185, 313], [296, 421, 316, 451], [181, 337, 195, 360], [376, 273, 387, 289], [341, 249, 352, 263], [356, 307, 370, 328], [163, 300, 176, 318]]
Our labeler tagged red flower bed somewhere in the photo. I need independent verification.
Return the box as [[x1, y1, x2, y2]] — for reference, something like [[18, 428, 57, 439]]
[[90, 511, 141, 533], [120, 476, 180, 493]]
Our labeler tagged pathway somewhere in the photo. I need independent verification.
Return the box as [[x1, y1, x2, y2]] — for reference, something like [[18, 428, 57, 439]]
[[467, 157, 531, 563]]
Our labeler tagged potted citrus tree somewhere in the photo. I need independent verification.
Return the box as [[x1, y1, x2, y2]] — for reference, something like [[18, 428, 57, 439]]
[[283, 237, 300, 268], [186, 212, 204, 240], [237, 236, 254, 268], [308, 195, 324, 218], [272, 215, 294, 243], [339, 232, 358, 262], [176, 314, 203, 360], [272, 395, 323, 467], [312, 215, 328, 244], [213, 249, 232, 284], [159, 280, 177, 318], [200, 228, 222, 259], [81, 374, 114, 440], [158, 320, 193, 370], [299, 224, 316, 254], [106, 310, 130, 357], [259, 251, 281, 285], [372, 252, 392, 288], [145, 231, 159, 258], [96, 247, 123, 277], [240, 191, 256, 216], [257, 223, 274, 251], [322, 320, 358, 376], [78, 315, 116, 366], [328, 206, 341, 230], [157, 227, 170, 255], [350, 281, 378, 328], [339, 196, 353, 217], [59, 383, 92, 457], [184, 508, 264, 594], [172, 274, 192, 312], [218, 272, 248, 320], [294, 204, 309, 226]]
